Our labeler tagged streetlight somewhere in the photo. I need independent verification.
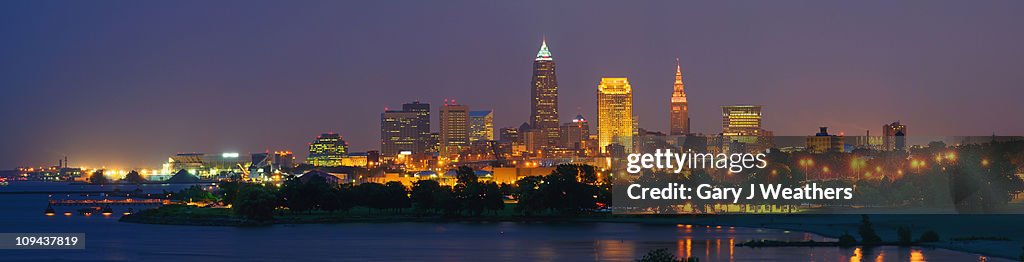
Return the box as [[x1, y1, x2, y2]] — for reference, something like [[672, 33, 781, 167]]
[[850, 158, 867, 180], [799, 158, 814, 182]]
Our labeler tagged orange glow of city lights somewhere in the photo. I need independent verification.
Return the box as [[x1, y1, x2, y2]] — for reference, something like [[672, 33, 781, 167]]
[[910, 249, 926, 262], [799, 158, 814, 167]]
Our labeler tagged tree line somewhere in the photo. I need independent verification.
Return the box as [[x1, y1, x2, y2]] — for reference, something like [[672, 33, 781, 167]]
[[208, 164, 609, 221]]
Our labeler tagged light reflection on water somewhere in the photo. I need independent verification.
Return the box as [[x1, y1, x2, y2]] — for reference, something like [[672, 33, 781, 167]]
[[0, 182, 1009, 261]]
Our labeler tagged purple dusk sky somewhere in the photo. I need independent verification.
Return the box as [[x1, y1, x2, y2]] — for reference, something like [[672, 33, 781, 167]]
[[1, 1, 1022, 169]]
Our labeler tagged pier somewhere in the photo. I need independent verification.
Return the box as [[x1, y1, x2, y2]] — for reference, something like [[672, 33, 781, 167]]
[[48, 199, 168, 206]]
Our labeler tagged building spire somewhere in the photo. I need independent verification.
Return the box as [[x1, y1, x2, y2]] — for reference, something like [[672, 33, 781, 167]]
[[672, 58, 685, 98], [675, 58, 681, 75], [669, 57, 690, 135], [535, 39, 552, 61]]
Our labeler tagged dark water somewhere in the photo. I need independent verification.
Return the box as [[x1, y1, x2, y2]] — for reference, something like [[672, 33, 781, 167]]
[[0, 181, 1005, 261]]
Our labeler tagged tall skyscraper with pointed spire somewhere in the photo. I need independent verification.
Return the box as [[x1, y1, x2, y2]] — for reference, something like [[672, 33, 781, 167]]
[[669, 58, 690, 135], [530, 39, 559, 152]]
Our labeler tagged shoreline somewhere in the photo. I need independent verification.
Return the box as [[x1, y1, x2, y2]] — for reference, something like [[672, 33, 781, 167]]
[[614, 215, 1023, 261], [121, 211, 1022, 260]]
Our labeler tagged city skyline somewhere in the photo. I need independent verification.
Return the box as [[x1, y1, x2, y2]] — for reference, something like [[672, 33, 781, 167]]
[[3, 1, 1024, 169]]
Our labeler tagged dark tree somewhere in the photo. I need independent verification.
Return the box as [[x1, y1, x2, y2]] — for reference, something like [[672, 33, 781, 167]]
[[384, 181, 411, 212], [218, 181, 242, 206], [88, 170, 109, 185], [356, 182, 389, 211], [446, 166, 507, 216], [233, 185, 277, 221], [333, 184, 357, 213], [837, 232, 858, 247], [858, 215, 883, 245], [455, 166, 478, 184], [482, 182, 504, 214], [279, 175, 334, 212], [516, 164, 602, 215], [411, 180, 443, 213], [174, 185, 216, 203], [279, 177, 313, 212], [897, 226, 912, 246], [122, 170, 146, 184], [515, 175, 545, 215]]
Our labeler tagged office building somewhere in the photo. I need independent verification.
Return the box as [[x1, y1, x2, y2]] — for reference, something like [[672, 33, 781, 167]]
[[597, 77, 634, 153], [669, 58, 690, 135], [722, 105, 763, 136], [722, 105, 766, 142], [440, 102, 469, 156], [468, 110, 494, 142], [307, 133, 348, 167], [381, 102, 430, 156], [806, 127, 845, 153], [883, 121, 907, 151], [559, 114, 590, 151], [499, 127, 519, 142], [530, 40, 560, 152], [721, 105, 771, 152]]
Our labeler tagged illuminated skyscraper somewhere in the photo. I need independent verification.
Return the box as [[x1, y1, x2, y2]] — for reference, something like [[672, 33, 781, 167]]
[[722, 105, 764, 137], [597, 78, 634, 153], [307, 133, 348, 167], [402, 102, 432, 153], [381, 102, 430, 156], [721, 105, 770, 152], [530, 40, 559, 152], [669, 58, 690, 135], [440, 102, 469, 156], [468, 110, 494, 142]]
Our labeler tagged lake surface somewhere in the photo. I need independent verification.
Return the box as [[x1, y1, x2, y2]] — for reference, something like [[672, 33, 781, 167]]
[[0, 181, 1007, 261]]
